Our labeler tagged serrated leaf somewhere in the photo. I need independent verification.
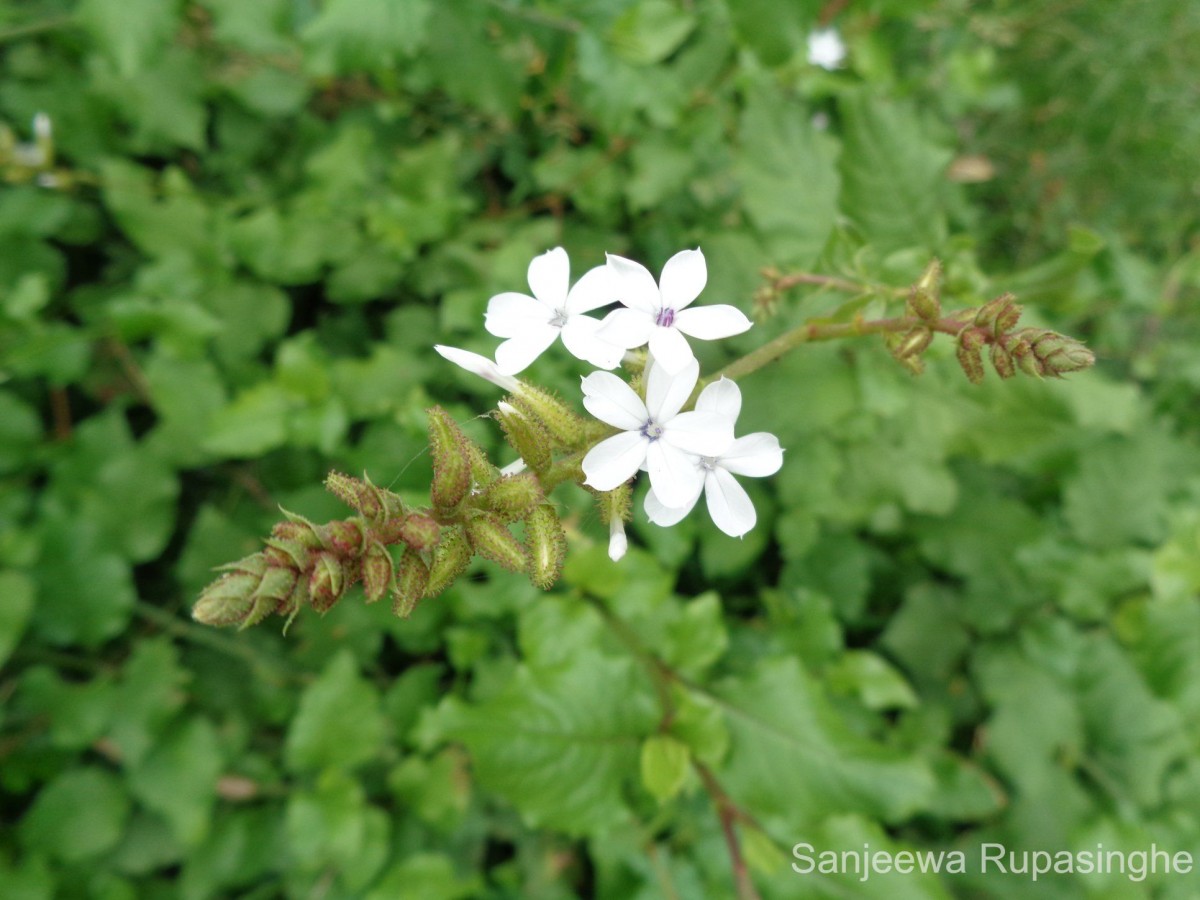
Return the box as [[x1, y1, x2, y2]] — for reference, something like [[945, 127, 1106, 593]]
[[609, 0, 697, 66], [127, 717, 223, 846], [441, 651, 658, 835], [716, 657, 934, 829], [285, 651, 386, 773], [837, 92, 952, 253], [303, 0, 431, 74], [80, 0, 182, 77], [19, 768, 131, 862], [735, 82, 839, 265]]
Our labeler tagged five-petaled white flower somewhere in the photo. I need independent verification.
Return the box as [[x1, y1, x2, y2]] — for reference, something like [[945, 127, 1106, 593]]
[[645, 378, 783, 538], [581, 359, 733, 508], [599, 248, 752, 375], [485, 247, 625, 374]]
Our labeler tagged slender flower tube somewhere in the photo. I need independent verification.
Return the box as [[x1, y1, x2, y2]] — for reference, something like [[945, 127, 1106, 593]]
[[581, 359, 733, 507]]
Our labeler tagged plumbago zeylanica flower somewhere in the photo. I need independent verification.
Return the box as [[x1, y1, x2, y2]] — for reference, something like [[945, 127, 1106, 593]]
[[194, 251, 1094, 629]]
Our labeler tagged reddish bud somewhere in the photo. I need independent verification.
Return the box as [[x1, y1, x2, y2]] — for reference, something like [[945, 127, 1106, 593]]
[[428, 406, 473, 510], [361, 541, 395, 604]]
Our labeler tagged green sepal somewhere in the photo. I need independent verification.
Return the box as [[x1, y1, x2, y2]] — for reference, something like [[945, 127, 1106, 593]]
[[525, 504, 567, 590], [479, 472, 544, 522], [465, 512, 529, 574], [426, 526, 471, 598], [361, 541, 395, 604], [496, 400, 553, 471], [392, 547, 431, 618], [427, 406, 473, 510]]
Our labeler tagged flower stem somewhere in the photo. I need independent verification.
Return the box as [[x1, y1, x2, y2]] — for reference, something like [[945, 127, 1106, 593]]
[[707, 313, 966, 386]]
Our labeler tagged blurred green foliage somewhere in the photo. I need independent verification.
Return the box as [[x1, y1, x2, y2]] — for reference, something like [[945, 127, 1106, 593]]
[[1, 0, 1199, 897]]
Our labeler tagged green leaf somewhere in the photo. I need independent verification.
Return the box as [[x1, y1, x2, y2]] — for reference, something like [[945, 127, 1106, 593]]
[[302, 0, 432, 74], [828, 650, 920, 711], [127, 717, 223, 846], [0, 570, 34, 668], [640, 735, 690, 802], [106, 638, 189, 767], [32, 506, 135, 648], [202, 382, 293, 458], [284, 769, 371, 873], [285, 651, 386, 773], [441, 651, 658, 835], [365, 853, 482, 900], [716, 657, 934, 830], [19, 768, 131, 862], [735, 82, 840, 265], [609, 0, 697, 66], [725, 0, 820, 66], [80, 0, 182, 77], [837, 92, 953, 253], [1063, 433, 1175, 549]]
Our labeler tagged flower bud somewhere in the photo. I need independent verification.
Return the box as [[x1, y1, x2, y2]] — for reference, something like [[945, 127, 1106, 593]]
[[1028, 329, 1095, 377], [426, 526, 472, 598], [324, 471, 388, 520], [465, 512, 529, 574], [495, 401, 553, 472], [480, 472, 544, 521], [510, 385, 588, 448], [907, 259, 942, 321], [272, 515, 323, 549], [525, 504, 567, 589], [193, 570, 262, 627], [973, 293, 1021, 335], [361, 541, 395, 604], [893, 327, 933, 360], [392, 548, 430, 617], [609, 519, 628, 562], [244, 565, 299, 629], [956, 328, 986, 384], [989, 342, 1016, 379], [308, 551, 346, 613], [396, 513, 440, 552], [427, 406, 473, 509], [317, 519, 366, 557]]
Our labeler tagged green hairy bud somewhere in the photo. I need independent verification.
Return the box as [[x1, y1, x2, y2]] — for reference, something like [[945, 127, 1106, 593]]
[[308, 551, 347, 613], [465, 512, 529, 573], [479, 472, 544, 521], [496, 400, 553, 471], [361, 541, 395, 604], [392, 548, 431, 618], [906, 259, 942, 321], [426, 526, 472, 598], [525, 504, 567, 590], [427, 406, 473, 510], [956, 328, 986, 384], [510, 385, 589, 447]]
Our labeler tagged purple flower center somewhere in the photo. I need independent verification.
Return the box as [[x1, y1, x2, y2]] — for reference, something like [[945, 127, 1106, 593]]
[[640, 420, 664, 441], [655, 307, 676, 328]]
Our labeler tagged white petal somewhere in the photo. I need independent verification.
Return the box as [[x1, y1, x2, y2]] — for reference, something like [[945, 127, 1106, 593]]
[[662, 410, 734, 456], [646, 441, 704, 508], [704, 468, 757, 537], [720, 433, 784, 477], [434, 345, 522, 392], [485, 292, 550, 338], [605, 253, 661, 314], [581, 371, 648, 430], [608, 518, 628, 561], [695, 377, 741, 422], [673, 305, 753, 340], [527, 247, 569, 308], [645, 358, 699, 421], [561, 316, 626, 369], [598, 307, 655, 350], [658, 248, 707, 311], [645, 486, 700, 527], [494, 327, 560, 374], [648, 325, 695, 374], [582, 431, 648, 492], [566, 264, 619, 314]]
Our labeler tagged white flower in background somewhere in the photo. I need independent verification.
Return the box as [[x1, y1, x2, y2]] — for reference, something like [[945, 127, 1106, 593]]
[[807, 27, 847, 70], [645, 378, 783, 537], [581, 359, 733, 507], [434, 344, 524, 393], [599, 248, 752, 375], [485, 247, 625, 374]]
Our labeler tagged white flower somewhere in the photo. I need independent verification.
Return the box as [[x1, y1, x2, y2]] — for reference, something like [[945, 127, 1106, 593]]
[[599, 248, 752, 375], [581, 359, 733, 508], [807, 27, 847, 70], [434, 345, 523, 393], [485, 247, 625, 374], [645, 378, 783, 537]]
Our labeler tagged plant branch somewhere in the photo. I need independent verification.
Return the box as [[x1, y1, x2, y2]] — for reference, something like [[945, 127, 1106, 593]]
[[695, 762, 763, 900]]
